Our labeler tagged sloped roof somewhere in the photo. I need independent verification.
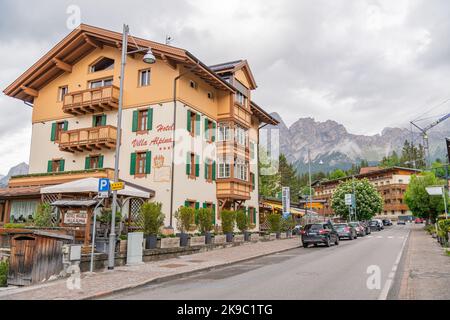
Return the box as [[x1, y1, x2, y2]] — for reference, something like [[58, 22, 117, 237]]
[[209, 59, 257, 89], [209, 60, 243, 72]]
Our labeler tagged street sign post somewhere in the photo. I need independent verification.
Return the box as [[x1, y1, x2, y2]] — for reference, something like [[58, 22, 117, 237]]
[[345, 194, 355, 221], [282, 187, 290, 215], [111, 182, 125, 191], [98, 178, 110, 199]]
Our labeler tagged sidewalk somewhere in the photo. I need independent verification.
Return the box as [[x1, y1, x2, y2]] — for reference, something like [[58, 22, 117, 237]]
[[398, 225, 450, 300], [0, 238, 301, 300]]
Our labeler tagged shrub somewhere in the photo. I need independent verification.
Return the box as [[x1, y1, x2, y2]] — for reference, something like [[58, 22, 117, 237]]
[[140, 202, 165, 236], [235, 210, 249, 233], [197, 208, 213, 234], [221, 210, 236, 234], [3, 223, 27, 229], [281, 218, 296, 232], [33, 203, 53, 228], [175, 206, 195, 233], [267, 214, 282, 233], [0, 260, 8, 287], [98, 208, 122, 224]]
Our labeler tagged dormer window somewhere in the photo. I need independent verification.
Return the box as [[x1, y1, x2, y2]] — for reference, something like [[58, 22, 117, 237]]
[[90, 57, 115, 73]]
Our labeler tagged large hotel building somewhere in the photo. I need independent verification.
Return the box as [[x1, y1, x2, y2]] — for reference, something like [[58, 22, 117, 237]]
[[0, 24, 278, 231]]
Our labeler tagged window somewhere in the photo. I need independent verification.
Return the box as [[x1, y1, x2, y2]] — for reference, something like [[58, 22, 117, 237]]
[[190, 80, 198, 89], [186, 153, 200, 178], [207, 92, 214, 100], [139, 69, 151, 87], [204, 159, 216, 181], [187, 110, 200, 136], [218, 161, 231, 178], [184, 200, 196, 208], [132, 108, 153, 132], [58, 86, 68, 102], [250, 172, 255, 190], [92, 114, 106, 127], [51, 121, 68, 142], [90, 57, 114, 73], [218, 125, 231, 141], [236, 91, 246, 106], [85, 155, 104, 169], [204, 119, 216, 142], [234, 159, 248, 181], [235, 126, 247, 146], [89, 78, 113, 89], [130, 151, 151, 176], [47, 159, 65, 173]]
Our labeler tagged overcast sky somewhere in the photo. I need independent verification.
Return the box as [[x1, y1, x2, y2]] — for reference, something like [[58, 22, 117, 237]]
[[0, 0, 450, 174]]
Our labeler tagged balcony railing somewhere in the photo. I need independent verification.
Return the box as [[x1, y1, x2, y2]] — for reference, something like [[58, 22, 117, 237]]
[[63, 86, 119, 115], [59, 125, 117, 153], [216, 179, 251, 200]]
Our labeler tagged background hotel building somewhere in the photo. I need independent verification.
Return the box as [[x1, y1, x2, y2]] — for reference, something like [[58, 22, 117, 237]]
[[312, 166, 421, 220], [2, 24, 278, 230]]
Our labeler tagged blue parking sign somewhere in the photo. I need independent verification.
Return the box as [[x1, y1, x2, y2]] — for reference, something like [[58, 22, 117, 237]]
[[98, 178, 110, 192]]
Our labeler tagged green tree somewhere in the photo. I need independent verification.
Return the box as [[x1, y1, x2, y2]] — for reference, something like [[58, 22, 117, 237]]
[[267, 213, 282, 233], [331, 178, 383, 221], [33, 203, 53, 228], [197, 208, 213, 234], [404, 172, 448, 222], [329, 169, 346, 180], [259, 147, 280, 198], [221, 210, 236, 234], [140, 202, 165, 236], [235, 210, 249, 233]]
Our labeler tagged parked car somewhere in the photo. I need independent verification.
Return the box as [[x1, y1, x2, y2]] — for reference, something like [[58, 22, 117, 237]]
[[375, 219, 385, 230], [360, 221, 372, 235], [414, 218, 424, 224], [397, 220, 406, 225], [301, 223, 340, 248], [349, 221, 366, 236], [369, 220, 382, 231], [334, 223, 357, 240], [382, 219, 393, 226]]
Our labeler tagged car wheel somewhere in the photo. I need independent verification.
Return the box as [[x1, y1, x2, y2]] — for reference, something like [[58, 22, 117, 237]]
[[335, 237, 339, 245], [325, 237, 331, 247], [303, 243, 309, 248], [349, 234, 354, 240]]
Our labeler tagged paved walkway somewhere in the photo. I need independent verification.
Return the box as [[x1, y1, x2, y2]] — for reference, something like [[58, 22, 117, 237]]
[[0, 238, 300, 300], [397, 225, 450, 300]]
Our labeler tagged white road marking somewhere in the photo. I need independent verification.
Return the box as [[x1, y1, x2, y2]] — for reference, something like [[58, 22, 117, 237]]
[[377, 236, 383, 239], [367, 236, 373, 238], [388, 236, 394, 239], [378, 230, 410, 300]]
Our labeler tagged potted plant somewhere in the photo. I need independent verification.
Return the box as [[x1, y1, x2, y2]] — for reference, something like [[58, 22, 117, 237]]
[[160, 234, 181, 249], [236, 210, 250, 241], [197, 207, 214, 244], [281, 218, 295, 238], [118, 234, 128, 253], [221, 210, 236, 242], [141, 202, 165, 249], [267, 213, 282, 239], [33, 203, 53, 228], [175, 206, 195, 246]]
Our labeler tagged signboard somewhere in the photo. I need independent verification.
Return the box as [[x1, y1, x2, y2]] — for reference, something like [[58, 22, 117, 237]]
[[111, 182, 125, 191], [282, 187, 290, 214], [98, 178, 110, 199], [426, 186, 444, 196], [64, 211, 88, 225], [345, 194, 354, 206]]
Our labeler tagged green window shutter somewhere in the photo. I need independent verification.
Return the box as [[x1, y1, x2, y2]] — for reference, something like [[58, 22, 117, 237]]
[[132, 110, 139, 132], [63, 121, 69, 131], [92, 116, 96, 127], [195, 114, 201, 136], [145, 151, 152, 174], [85, 157, 91, 170], [187, 110, 192, 132], [203, 202, 207, 209], [195, 202, 200, 224], [212, 161, 216, 181], [253, 209, 257, 225], [147, 108, 153, 130], [184, 201, 190, 208], [130, 153, 137, 175], [47, 160, 53, 173], [186, 153, 191, 175], [59, 159, 65, 172], [212, 204, 216, 225], [50, 123, 57, 141], [252, 173, 255, 191], [101, 114, 107, 126], [204, 119, 209, 140], [212, 122, 216, 142], [98, 155, 104, 169], [195, 155, 200, 177]]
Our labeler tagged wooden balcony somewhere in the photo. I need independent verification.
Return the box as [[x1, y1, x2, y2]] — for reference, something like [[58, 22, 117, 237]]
[[216, 179, 251, 200], [59, 125, 117, 153], [63, 86, 119, 115]]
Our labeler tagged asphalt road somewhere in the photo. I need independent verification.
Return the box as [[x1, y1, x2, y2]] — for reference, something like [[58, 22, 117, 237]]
[[104, 225, 411, 300]]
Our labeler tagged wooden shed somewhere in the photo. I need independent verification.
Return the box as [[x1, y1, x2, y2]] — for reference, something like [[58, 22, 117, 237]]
[[8, 230, 73, 286]]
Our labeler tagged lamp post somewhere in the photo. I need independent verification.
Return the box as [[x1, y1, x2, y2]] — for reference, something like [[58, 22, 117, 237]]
[[307, 149, 323, 223], [107, 24, 156, 270]]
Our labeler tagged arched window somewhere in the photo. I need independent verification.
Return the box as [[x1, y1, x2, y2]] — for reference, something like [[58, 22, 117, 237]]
[[90, 57, 114, 73]]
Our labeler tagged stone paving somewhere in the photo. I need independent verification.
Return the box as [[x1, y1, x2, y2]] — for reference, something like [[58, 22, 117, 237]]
[[398, 225, 450, 300], [0, 237, 301, 300]]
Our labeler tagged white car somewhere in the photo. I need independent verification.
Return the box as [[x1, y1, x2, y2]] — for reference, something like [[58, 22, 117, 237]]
[[374, 219, 384, 230]]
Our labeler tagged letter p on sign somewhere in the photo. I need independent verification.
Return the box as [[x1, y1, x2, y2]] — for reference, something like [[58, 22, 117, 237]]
[[98, 178, 110, 192]]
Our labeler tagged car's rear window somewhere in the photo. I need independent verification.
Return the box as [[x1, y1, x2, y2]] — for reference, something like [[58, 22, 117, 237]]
[[334, 224, 347, 228], [305, 224, 323, 231], [369, 221, 377, 225]]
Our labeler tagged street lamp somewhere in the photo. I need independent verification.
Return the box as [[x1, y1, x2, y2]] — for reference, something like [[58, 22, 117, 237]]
[[426, 186, 449, 220], [307, 149, 323, 222], [108, 24, 156, 270]]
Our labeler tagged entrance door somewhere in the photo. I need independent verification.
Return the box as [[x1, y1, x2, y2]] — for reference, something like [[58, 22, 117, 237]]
[[8, 236, 36, 286]]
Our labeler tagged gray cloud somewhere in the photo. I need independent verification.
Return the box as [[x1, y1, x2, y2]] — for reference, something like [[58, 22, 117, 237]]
[[1, 0, 450, 174]]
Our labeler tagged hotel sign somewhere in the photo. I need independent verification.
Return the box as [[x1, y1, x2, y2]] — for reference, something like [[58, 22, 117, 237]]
[[64, 211, 88, 225]]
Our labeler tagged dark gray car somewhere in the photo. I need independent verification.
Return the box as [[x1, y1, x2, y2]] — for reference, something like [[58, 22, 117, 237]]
[[301, 223, 340, 248], [334, 223, 357, 240]]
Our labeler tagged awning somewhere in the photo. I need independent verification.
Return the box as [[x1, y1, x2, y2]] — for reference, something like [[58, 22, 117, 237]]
[[262, 202, 305, 216], [50, 200, 100, 207], [41, 178, 153, 199]]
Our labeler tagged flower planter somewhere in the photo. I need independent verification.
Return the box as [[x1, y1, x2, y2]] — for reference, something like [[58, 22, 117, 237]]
[[276, 232, 281, 239], [244, 231, 251, 242], [269, 233, 277, 241], [249, 233, 260, 242], [280, 232, 287, 239], [178, 233, 189, 247], [233, 234, 244, 243], [214, 235, 226, 245], [226, 233, 234, 243], [189, 236, 206, 247], [145, 235, 158, 249], [205, 232, 213, 245], [119, 240, 127, 253], [160, 237, 180, 249]]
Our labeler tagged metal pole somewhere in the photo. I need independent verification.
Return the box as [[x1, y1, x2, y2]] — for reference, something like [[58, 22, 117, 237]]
[[443, 186, 448, 220], [90, 199, 104, 273], [352, 174, 357, 221], [108, 24, 129, 270], [308, 149, 312, 212]]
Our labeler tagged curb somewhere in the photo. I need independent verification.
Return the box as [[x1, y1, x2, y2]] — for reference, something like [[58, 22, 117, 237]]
[[86, 243, 301, 300]]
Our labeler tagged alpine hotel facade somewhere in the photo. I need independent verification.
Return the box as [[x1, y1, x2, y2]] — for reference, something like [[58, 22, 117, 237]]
[[2, 24, 278, 231]]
